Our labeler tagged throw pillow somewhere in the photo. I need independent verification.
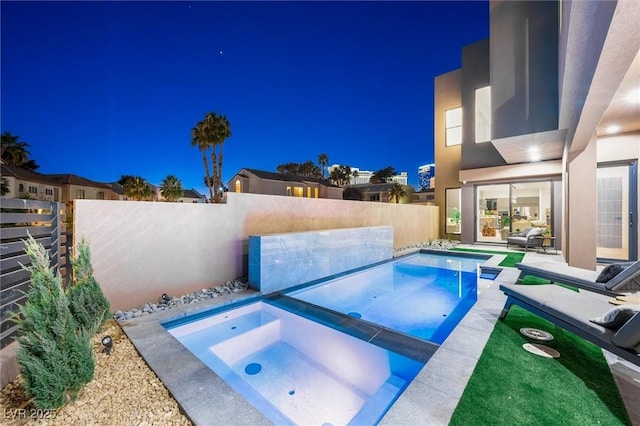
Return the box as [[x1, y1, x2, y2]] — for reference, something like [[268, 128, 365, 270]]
[[596, 263, 626, 283], [526, 227, 543, 238], [590, 305, 640, 330]]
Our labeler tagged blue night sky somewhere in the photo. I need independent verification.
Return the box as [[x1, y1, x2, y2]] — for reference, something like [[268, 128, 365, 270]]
[[1, 1, 488, 192]]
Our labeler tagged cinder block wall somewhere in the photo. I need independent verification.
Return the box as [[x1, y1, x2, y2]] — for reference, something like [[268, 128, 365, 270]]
[[74, 192, 439, 310]]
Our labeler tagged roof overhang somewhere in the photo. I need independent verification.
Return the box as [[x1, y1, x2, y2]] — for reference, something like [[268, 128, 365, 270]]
[[459, 160, 562, 184], [490, 129, 566, 164]]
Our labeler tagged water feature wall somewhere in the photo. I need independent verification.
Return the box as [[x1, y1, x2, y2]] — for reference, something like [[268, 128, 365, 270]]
[[249, 226, 393, 294]]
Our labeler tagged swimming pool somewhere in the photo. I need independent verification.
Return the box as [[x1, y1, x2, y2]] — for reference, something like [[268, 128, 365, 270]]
[[286, 252, 484, 344], [164, 250, 488, 424], [166, 301, 424, 425]]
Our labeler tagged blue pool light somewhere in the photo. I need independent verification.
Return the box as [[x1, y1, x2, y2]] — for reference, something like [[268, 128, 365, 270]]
[[245, 363, 262, 375], [348, 312, 362, 318]]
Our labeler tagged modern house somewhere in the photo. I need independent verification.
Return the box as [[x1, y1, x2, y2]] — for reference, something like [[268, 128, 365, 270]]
[[328, 164, 409, 185], [227, 168, 343, 199], [434, 0, 639, 267]]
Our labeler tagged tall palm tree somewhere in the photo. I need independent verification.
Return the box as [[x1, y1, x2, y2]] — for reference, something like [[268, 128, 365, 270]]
[[389, 182, 406, 204], [1, 131, 39, 171], [123, 176, 151, 201], [204, 112, 232, 203], [318, 153, 329, 179], [191, 120, 214, 202], [160, 175, 184, 202]]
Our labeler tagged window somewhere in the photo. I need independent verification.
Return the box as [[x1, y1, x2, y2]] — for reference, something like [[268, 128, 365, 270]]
[[446, 188, 462, 234], [18, 183, 24, 192], [314, 187, 319, 198], [369, 194, 380, 202], [286, 186, 292, 196], [76, 189, 85, 199], [45, 188, 53, 196], [475, 86, 491, 143], [28, 186, 37, 194], [293, 187, 303, 197], [235, 180, 241, 193], [97, 191, 105, 200], [307, 187, 311, 198], [445, 107, 462, 146]]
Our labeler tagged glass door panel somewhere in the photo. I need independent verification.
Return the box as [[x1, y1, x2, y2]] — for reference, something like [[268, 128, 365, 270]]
[[597, 165, 631, 260], [476, 184, 510, 243]]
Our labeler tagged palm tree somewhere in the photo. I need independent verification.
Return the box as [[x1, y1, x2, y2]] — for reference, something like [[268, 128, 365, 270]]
[[191, 120, 214, 202], [160, 175, 184, 202], [318, 153, 329, 179], [1, 132, 39, 171], [123, 176, 151, 201], [389, 182, 406, 204], [204, 112, 232, 203]]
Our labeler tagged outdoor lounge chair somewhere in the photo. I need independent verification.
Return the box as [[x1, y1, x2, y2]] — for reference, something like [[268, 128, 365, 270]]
[[499, 283, 640, 366], [516, 260, 640, 296], [506, 227, 545, 251]]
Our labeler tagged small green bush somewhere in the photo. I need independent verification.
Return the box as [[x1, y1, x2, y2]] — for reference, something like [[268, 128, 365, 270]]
[[67, 237, 111, 335], [14, 235, 94, 409]]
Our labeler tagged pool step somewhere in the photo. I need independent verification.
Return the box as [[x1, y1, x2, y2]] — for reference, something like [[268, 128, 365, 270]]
[[211, 319, 281, 366]]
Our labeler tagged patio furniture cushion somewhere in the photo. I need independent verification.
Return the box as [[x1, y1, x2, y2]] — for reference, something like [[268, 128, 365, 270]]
[[590, 305, 640, 330], [612, 311, 640, 350], [596, 264, 626, 283]]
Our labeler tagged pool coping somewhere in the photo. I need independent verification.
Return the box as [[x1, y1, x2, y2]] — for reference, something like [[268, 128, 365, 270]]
[[118, 249, 514, 425]]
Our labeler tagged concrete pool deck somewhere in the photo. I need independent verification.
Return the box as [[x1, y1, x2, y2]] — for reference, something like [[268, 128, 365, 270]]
[[119, 246, 638, 425]]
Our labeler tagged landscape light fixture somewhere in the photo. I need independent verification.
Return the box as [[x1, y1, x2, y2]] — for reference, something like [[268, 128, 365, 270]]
[[102, 335, 113, 355], [160, 293, 171, 304]]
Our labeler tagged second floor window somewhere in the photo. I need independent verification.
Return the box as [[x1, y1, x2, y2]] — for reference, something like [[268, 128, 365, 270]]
[[28, 186, 37, 194], [45, 188, 53, 196], [97, 191, 104, 200], [445, 107, 462, 146], [76, 189, 85, 199], [475, 86, 491, 143]]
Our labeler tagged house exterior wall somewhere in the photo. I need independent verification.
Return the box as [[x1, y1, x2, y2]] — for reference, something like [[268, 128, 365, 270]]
[[434, 69, 462, 238], [229, 170, 342, 200], [74, 192, 439, 310], [491, 0, 559, 139], [460, 39, 505, 170], [8, 178, 61, 201]]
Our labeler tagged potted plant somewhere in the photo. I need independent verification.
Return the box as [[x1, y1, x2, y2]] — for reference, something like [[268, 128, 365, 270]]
[[500, 216, 511, 240], [448, 208, 461, 233]]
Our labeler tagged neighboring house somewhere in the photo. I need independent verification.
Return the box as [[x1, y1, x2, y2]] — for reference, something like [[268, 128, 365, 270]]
[[1, 163, 63, 201], [178, 189, 206, 203], [413, 188, 435, 205], [434, 0, 639, 267], [47, 174, 119, 202], [344, 183, 414, 203], [227, 168, 343, 199]]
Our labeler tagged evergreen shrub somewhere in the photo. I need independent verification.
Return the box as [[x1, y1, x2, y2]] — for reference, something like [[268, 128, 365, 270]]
[[67, 237, 111, 335], [13, 235, 94, 409]]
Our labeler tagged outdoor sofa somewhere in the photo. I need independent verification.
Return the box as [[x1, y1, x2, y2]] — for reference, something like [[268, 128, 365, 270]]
[[516, 260, 640, 296], [506, 227, 545, 251], [499, 283, 640, 366]]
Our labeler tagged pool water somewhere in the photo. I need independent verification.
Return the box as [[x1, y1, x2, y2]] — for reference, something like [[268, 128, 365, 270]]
[[287, 252, 482, 344], [166, 301, 423, 425], [165, 251, 487, 424]]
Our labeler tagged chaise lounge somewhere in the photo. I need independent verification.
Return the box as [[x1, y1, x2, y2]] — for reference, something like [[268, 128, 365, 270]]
[[516, 260, 640, 296], [506, 227, 545, 251], [499, 283, 640, 366]]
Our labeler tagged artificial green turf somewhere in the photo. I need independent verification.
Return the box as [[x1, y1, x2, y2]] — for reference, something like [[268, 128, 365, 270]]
[[451, 247, 525, 268], [449, 305, 630, 425]]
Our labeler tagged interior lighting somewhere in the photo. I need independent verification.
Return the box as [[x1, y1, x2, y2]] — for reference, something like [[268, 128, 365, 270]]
[[606, 124, 621, 134]]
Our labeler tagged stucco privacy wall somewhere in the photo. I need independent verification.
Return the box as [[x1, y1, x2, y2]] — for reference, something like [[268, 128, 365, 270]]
[[249, 226, 393, 294], [74, 192, 438, 310]]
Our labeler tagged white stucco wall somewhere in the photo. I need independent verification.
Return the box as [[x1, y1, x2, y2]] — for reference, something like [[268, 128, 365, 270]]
[[74, 192, 438, 310]]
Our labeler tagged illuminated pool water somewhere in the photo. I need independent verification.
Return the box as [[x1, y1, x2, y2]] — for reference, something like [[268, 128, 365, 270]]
[[166, 301, 423, 425], [287, 252, 483, 344]]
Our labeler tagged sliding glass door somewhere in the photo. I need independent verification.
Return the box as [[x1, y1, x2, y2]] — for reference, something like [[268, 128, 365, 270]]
[[476, 181, 552, 244]]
